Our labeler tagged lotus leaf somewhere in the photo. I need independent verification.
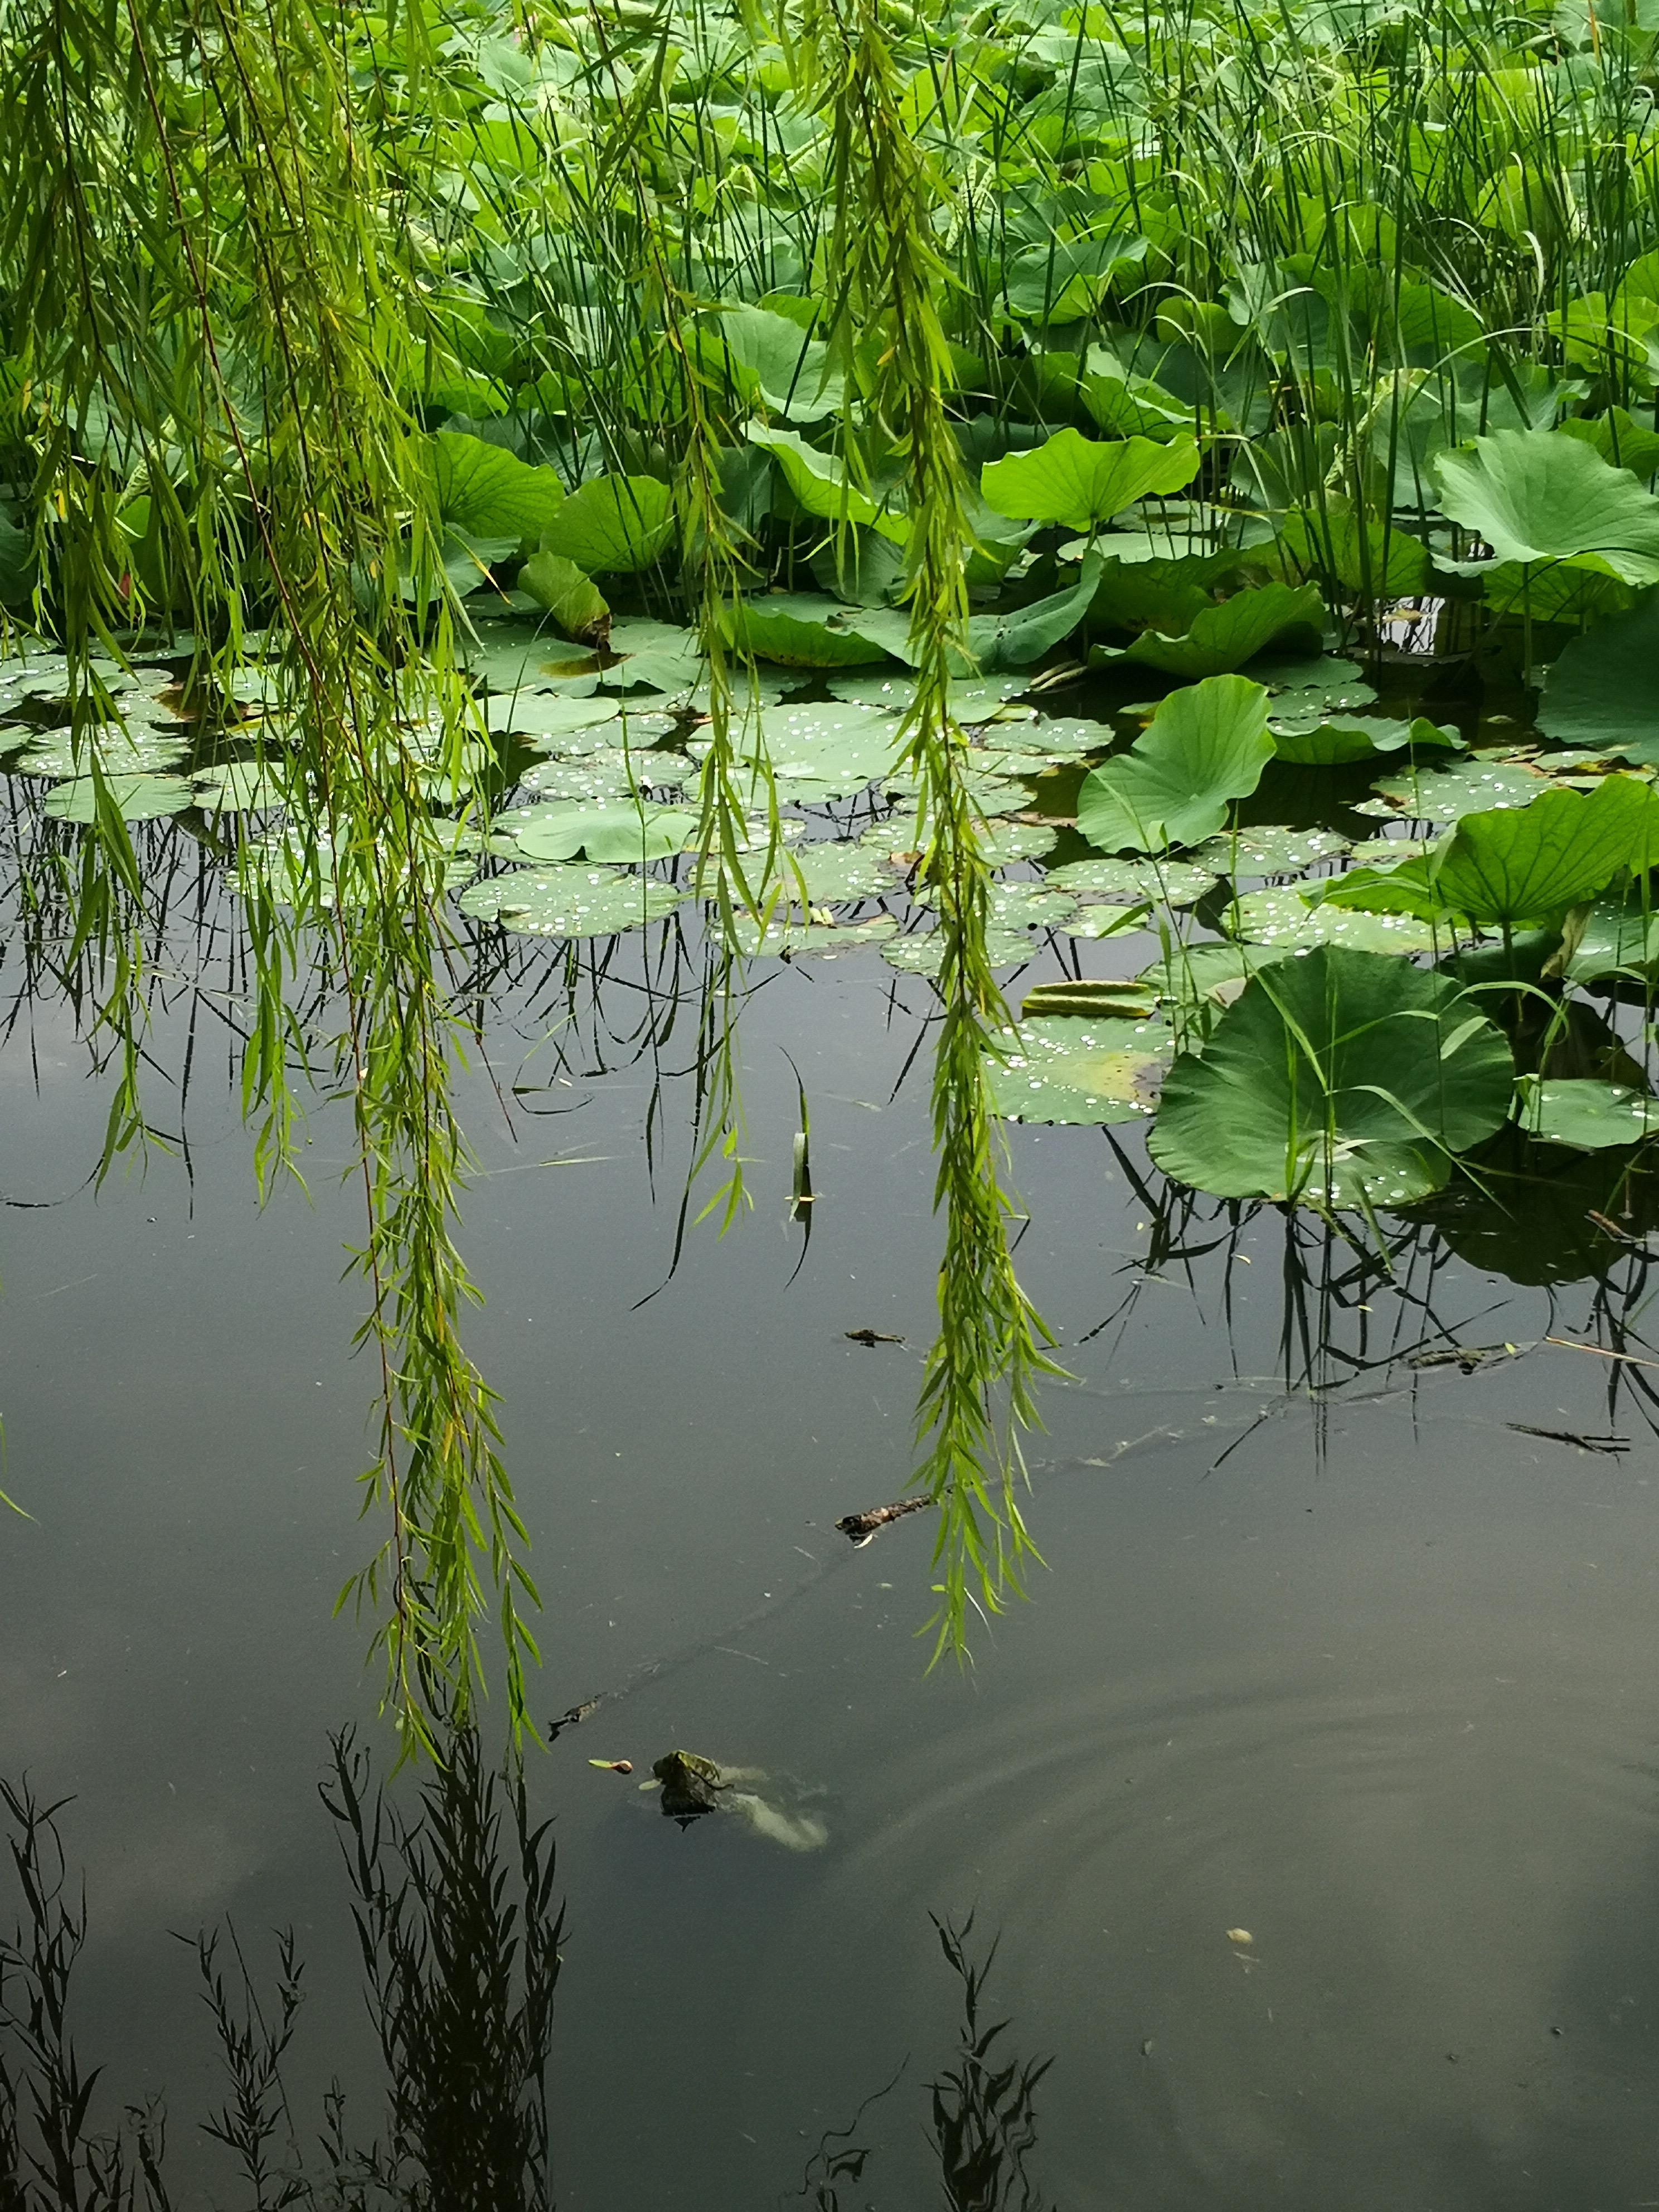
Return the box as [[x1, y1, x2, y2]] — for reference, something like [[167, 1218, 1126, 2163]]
[[10, 728, 190, 778], [1435, 779, 1659, 923], [1138, 940, 1270, 1011], [1047, 854, 1218, 905], [724, 594, 894, 668], [784, 843, 899, 903], [1189, 824, 1351, 875], [1076, 674, 1274, 853], [881, 926, 1037, 976], [1514, 1077, 1659, 1148], [428, 431, 566, 546], [482, 692, 620, 739], [518, 554, 610, 646], [966, 552, 1107, 671], [1223, 884, 1444, 954], [1000, 234, 1149, 323], [746, 425, 901, 534], [1059, 901, 1155, 940], [711, 307, 842, 422], [1538, 590, 1659, 761], [597, 617, 706, 694], [979, 821, 1058, 865], [1102, 581, 1326, 680], [1270, 714, 1461, 766], [986, 1015, 1172, 1125], [538, 475, 675, 575], [1556, 410, 1659, 486], [464, 622, 596, 695], [979, 430, 1201, 531], [1149, 946, 1515, 1207], [725, 914, 899, 958], [977, 716, 1113, 760], [1273, 510, 1432, 596], [1360, 757, 1546, 822], [1433, 430, 1659, 584], [1564, 890, 1659, 982], [193, 760, 290, 812], [824, 671, 1029, 714], [497, 798, 697, 864], [43, 772, 192, 822], [458, 866, 686, 938]]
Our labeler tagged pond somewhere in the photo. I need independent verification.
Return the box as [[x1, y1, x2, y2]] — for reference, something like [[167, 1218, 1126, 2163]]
[[6, 632, 1659, 2211]]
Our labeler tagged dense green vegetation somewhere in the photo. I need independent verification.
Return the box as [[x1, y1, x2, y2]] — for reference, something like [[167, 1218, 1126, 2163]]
[[7, 0, 1659, 1742]]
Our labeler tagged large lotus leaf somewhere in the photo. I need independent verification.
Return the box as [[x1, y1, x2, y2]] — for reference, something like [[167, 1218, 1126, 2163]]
[[1251, 654, 1377, 713], [746, 425, 902, 536], [1190, 823, 1352, 876], [724, 594, 894, 668], [43, 772, 191, 822], [458, 866, 686, 938], [1538, 589, 1659, 760], [1434, 778, 1659, 923], [1514, 1076, 1659, 1148], [1481, 560, 1637, 625], [967, 551, 1106, 671], [1148, 946, 1515, 1207], [538, 475, 675, 574], [463, 621, 596, 695], [979, 430, 1200, 531], [824, 671, 1029, 713], [1565, 890, 1659, 982], [518, 554, 610, 647], [1360, 757, 1547, 822], [1075, 345, 1197, 440], [1106, 581, 1326, 680], [710, 307, 842, 422], [1433, 431, 1659, 584], [428, 431, 565, 546], [1046, 854, 1217, 905], [1088, 558, 1214, 639], [986, 1016, 1172, 1125], [1223, 884, 1444, 954], [1076, 674, 1274, 853], [599, 617, 705, 694]]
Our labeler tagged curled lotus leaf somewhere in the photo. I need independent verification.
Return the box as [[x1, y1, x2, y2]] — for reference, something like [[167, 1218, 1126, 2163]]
[[986, 1016, 1173, 1126], [1077, 675, 1274, 854]]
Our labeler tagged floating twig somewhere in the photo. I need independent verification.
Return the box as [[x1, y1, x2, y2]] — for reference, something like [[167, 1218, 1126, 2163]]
[[836, 1496, 934, 1545], [846, 1327, 905, 1347], [1545, 1336, 1659, 1373], [1508, 1421, 1629, 1454]]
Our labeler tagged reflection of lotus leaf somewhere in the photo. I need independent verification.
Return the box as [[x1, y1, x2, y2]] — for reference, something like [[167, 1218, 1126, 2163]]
[[1149, 945, 1514, 1208], [986, 1015, 1173, 1125], [457, 866, 686, 938]]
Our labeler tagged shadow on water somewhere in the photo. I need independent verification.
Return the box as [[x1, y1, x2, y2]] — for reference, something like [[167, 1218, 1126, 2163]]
[[0, 1736, 1054, 2212]]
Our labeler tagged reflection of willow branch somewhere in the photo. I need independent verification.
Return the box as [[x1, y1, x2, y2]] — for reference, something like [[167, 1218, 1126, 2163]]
[[2, 1729, 561, 2211], [797, 1914, 1052, 2212]]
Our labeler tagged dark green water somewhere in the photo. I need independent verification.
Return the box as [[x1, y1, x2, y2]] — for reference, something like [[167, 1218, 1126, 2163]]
[[6, 868, 1659, 2209]]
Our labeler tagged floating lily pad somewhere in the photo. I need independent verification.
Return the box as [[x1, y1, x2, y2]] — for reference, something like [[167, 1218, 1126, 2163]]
[[1346, 833, 1433, 867], [824, 672, 1030, 714], [9, 727, 191, 778], [1221, 884, 1445, 954], [481, 692, 621, 739], [1046, 854, 1217, 905], [880, 926, 1038, 976], [1137, 939, 1272, 1010], [518, 749, 685, 803], [1514, 1076, 1659, 1148], [986, 1015, 1173, 1125], [458, 866, 687, 938], [1149, 946, 1515, 1207], [1058, 902, 1154, 940], [42, 772, 192, 822], [193, 760, 292, 812], [1189, 824, 1351, 876], [784, 842, 901, 903], [724, 913, 899, 958], [495, 798, 698, 864], [981, 821, 1057, 865], [977, 716, 1114, 760], [1359, 757, 1548, 822], [598, 618, 706, 694]]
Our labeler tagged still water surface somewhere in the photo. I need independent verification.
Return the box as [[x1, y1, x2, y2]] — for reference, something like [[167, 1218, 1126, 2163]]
[[4, 913, 1659, 2208]]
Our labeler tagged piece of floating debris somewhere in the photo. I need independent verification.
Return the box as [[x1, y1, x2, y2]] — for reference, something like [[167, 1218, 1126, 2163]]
[[1508, 1421, 1628, 1454], [836, 1496, 934, 1545], [587, 1758, 634, 1774], [1226, 1928, 1253, 1946], [845, 1327, 905, 1347], [1405, 1342, 1520, 1373]]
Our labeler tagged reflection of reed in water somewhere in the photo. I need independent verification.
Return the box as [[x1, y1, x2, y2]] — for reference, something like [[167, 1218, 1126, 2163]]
[[1, 1748, 1048, 2210]]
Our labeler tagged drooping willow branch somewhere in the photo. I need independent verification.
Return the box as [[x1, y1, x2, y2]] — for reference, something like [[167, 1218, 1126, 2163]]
[[793, 0, 1060, 1660]]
